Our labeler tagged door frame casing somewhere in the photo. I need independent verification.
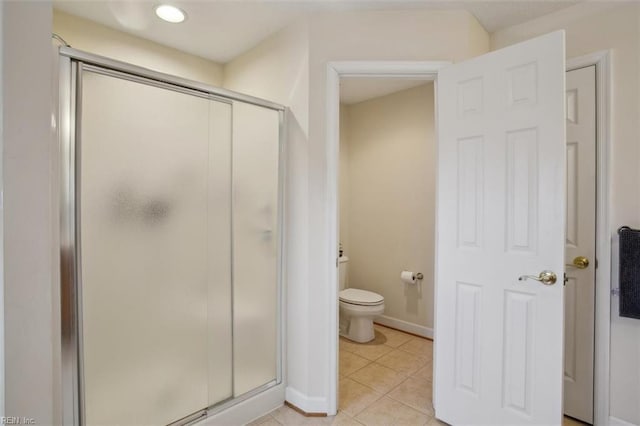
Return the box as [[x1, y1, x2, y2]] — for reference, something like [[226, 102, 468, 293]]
[[567, 50, 612, 426], [325, 60, 449, 416]]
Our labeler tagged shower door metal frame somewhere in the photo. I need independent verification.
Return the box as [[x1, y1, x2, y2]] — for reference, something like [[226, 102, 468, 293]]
[[58, 47, 287, 426]]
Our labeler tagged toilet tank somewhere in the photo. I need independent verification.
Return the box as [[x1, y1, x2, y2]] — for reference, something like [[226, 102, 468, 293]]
[[338, 256, 349, 290]]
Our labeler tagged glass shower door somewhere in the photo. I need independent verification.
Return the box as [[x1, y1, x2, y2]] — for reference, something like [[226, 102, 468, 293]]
[[78, 68, 232, 425], [231, 102, 281, 396]]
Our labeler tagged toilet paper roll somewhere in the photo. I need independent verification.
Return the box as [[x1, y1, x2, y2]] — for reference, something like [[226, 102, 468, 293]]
[[400, 271, 416, 285]]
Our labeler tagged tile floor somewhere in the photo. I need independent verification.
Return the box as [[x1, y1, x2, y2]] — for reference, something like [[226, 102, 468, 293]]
[[249, 325, 590, 426], [250, 325, 440, 426]]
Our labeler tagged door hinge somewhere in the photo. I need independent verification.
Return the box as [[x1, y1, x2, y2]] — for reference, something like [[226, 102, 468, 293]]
[[612, 287, 620, 296]]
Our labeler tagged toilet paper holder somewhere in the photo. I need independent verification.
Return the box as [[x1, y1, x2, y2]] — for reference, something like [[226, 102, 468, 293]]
[[400, 271, 424, 284]]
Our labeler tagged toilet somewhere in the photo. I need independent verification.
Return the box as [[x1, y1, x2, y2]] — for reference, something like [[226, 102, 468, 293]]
[[338, 256, 385, 343]]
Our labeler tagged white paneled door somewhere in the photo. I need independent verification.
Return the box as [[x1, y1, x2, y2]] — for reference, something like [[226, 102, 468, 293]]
[[564, 65, 596, 424], [435, 31, 566, 425]]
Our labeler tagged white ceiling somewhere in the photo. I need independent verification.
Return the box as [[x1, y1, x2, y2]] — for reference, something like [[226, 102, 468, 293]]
[[53, 1, 581, 64], [340, 78, 432, 105]]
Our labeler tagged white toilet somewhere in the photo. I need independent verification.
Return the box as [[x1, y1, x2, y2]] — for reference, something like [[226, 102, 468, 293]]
[[338, 256, 385, 343]]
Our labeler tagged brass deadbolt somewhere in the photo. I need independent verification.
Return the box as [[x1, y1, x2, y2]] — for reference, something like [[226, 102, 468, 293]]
[[572, 256, 589, 269]]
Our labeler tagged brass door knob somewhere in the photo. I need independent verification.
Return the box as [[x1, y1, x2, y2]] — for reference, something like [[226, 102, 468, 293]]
[[518, 270, 558, 285], [566, 256, 589, 269]]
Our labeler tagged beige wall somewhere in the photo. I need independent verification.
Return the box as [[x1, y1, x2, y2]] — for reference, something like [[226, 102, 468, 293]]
[[53, 10, 223, 86], [339, 106, 350, 259], [223, 20, 309, 135], [340, 83, 435, 332], [0, 2, 4, 415], [492, 4, 640, 424], [3, 1, 57, 423]]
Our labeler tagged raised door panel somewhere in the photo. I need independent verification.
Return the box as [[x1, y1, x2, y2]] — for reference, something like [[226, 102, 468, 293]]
[[454, 282, 482, 396], [502, 290, 535, 418], [506, 128, 539, 253], [457, 137, 484, 249]]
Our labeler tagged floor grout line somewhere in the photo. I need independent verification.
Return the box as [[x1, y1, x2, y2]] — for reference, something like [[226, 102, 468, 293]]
[[269, 414, 283, 425], [349, 390, 385, 418], [339, 327, 435, 425]]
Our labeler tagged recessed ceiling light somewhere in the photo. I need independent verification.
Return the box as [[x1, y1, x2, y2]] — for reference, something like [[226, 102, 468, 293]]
[[155, 4, 186, 23]]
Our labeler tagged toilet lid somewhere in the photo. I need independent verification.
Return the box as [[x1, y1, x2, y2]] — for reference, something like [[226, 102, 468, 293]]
[[339, 288, 384, 306]]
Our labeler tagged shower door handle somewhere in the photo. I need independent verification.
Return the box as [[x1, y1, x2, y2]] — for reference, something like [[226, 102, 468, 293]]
[[261, 229, 273, 241]]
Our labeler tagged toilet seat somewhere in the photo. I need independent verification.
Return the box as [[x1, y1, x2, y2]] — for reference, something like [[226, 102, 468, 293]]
[[339, 288, 384, 306]]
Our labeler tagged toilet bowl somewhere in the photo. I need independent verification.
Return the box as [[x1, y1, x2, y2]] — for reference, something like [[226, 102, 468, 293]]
[[338, 256, 385, 343], [339, 288, 384, 343]]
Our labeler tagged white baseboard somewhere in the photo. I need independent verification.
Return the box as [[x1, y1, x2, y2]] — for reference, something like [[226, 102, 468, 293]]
[[374, 315, 433, 339], [610, 416, 639, 426], [285, 387, 328, 414]]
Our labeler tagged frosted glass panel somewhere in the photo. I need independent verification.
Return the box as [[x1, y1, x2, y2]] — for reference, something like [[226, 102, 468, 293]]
[[232, 102, 280, 396], [79, 70, 232, 425]]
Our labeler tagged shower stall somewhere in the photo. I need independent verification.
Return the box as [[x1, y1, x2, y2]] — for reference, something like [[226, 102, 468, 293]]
[[58, 48, 284, 425]]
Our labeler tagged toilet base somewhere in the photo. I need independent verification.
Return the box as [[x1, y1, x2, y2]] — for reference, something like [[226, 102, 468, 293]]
[[340, 316, 376, 343], [339, 301, 384, 343]]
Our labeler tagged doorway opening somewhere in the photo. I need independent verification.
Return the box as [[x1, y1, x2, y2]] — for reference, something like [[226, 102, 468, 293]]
[[325, 61, 445, 418], [336, 77, 437, 423]]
